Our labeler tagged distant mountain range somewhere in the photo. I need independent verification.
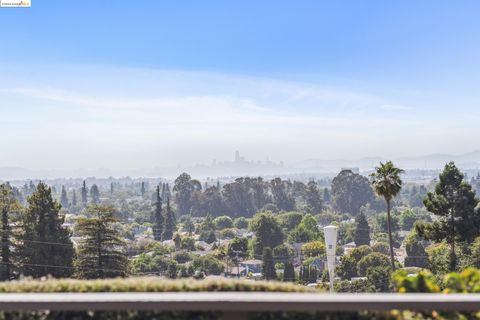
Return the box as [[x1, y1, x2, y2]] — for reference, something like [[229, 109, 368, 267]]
[[295, 150, 480, 171], [1, 150, 480, 180]]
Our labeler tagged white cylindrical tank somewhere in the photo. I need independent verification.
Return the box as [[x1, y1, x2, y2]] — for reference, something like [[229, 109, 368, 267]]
[[324, 225, 338, 293]]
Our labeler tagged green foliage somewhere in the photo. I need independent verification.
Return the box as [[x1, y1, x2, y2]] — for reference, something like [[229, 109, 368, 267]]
[[288, 214, 321, 243], [152, 186, 164, 241], [273, 243, 294, 262], [301, 241, 325, 258], [354, 212, 370, 246], [262, 247, 276, 280], [282, 261, 295, 282], [173, 251, 191, 264], [192, 255, 224, 275], [404, 230, 428, 268], [180, 236, 196, 251], [303, 181, 323, 214], [357, 252, 390, 277], [162, 198, 176, 240], [219, 228, 236, 239], [0, 184, 21, 281], [233, 217, 248, 229], [276, 211, 303, 231], [250, 212, 284, 255], [370, 161, 404, 271], [18, 182, 74, 278], [227, 237, 248, 260], [213, 215, 233, 230], [74, 205, 128, 279], [418, 162, 479, 271], [199, 230, 217, 244], [331, 170, 376, 215], [371, 242, 390, 255]]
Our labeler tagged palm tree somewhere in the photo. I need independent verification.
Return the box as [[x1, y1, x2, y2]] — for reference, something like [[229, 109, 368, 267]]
[[370, 161, 404, 270]]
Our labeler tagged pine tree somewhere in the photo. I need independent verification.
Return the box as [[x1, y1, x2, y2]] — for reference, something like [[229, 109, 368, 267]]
[[19, 182, 74, 278], [304, 181, 323, 214], [90, 184, 100, 204], [0, 184, 19, 280], [162, 197, 175, 240], [60, 185, 69, 208], [152, 186, 164, 241], [141, 182, 146, 197], [262, 247, 276, 280], [72, 190, 77, 206], [354, 212, 371, 246], [74, 205, 128, 279], [110, 182, 114, 194], [81, 181, 88, 204]]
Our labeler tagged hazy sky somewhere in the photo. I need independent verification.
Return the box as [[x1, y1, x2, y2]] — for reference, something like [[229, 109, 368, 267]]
[[1, 1, 480, 171]]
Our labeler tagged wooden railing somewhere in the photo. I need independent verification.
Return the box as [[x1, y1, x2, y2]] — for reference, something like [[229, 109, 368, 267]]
[[0, 292, 479, 319]]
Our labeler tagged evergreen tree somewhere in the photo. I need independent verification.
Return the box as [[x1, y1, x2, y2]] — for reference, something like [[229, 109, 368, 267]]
[[0, 184, 20, 280], [283, 261, 295, 282], [60, 185, 69, 208], [90, 184, 100, 204], [74, 205, 128, 279], [19, 182, 74, 278], [417, 162, 479, 271], [141, 182, 146, 196], [262, 247, 276, 280], [304, 181, 323, 214], [162, 197, 175, 240], [152, 186, 164, 241], [354, 212, 371, 246], [81, 181, 88, 204], [110, 182, 114, 194], [72, 190, 77, 206]]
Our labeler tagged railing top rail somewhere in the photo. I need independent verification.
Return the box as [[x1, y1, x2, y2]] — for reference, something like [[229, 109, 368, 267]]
[[0, 292, 478, 311]]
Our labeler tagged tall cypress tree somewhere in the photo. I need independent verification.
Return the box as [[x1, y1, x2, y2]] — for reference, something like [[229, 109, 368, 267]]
[[262, 247, 276, 280], [162, 197, 175, 240], [354, 212, 371, 246], [72, 190, 77, 206], [60, 185, 69, 208], [152, 186, 164, 241], [81, 181, 88, 204], [19, 182, 74, 278], [74, 205, 128, 279], [141, 182, 146, 197]]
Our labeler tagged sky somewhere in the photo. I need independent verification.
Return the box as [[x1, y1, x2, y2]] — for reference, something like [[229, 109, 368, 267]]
[[1, 1, 480, 172]]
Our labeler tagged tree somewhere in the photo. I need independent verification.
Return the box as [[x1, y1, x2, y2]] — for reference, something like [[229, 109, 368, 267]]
[[404, 230, 428, 268], [302, 240, 325, 258], [417, 162, 479, 271], [90, 184, 100, 204], [250, 212, 284, 255], [354, 212, 370, 246], [233, 217, 248, 229], [140, 182, 146, 197], [283, 261, 295, 282], [74, 205, 128, 279], [0, 184, 20, 280], [332, 170, 376, 215], [262, 247, 276, 280], [213, 216, 233, 230], [162, 197, 175, 240], [60, 186, 68, 208], [370, 161, 404, 270], [304, 181, 323, 214], [270, 178, 295, 212], [357, 252, 391, 277], [72, 190, 77, 207], [152, 186, 164, 241], [276, 211, 304, 231], [19, 182, 74, 278], [81, 181, 88, 204], [227, 237, 248, 261], [173, 173, 201, 216], [288, 214, 321, 243]]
